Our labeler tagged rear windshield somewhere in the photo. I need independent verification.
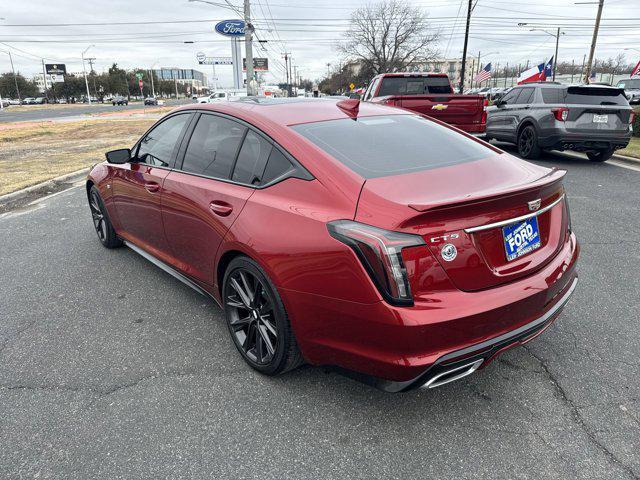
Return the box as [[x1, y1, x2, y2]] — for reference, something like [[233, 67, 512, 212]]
[[617, 79, 640, 89], [378, 76, 453, 96], [291, 115, 494, 179], [565, 86, 628, 106]]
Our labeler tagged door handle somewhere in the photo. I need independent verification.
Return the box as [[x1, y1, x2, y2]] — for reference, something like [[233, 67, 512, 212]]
[[209, 200, 233, 217], [144, 182, 160, 193]]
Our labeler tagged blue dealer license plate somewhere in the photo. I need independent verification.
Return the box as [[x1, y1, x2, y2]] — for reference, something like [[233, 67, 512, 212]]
[[502, 217, 541, 261]]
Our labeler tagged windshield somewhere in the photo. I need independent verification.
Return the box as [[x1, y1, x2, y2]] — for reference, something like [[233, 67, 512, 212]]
[[565, 86, 628, 105], [291, 115, 494, 179], [617, 79, 640, 89], [378, 76, 453, 96]]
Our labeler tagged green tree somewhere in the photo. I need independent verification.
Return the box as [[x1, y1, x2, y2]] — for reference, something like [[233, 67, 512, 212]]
[[0, 72, 38, 99]]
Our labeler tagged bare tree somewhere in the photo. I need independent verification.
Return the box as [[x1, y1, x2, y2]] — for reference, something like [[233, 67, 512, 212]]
[[338, 0, 439, 75]]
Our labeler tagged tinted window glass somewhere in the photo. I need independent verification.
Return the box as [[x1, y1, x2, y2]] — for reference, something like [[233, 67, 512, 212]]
[[292, 115, 493, 179], [515, 88, 534, 104], [377, 76, 452, 96], [232, 131, 272, 185], [261, 148, 294, 184], [137, 113, 190, 167], [181, 114, 246, 178], [617, 79, 640, 89], [565, 87, 628, 106], [541, 88, 563, 104], [501, 89, 520, 105]]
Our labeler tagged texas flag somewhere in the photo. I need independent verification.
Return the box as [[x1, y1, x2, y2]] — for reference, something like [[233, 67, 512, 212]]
[[632, 60, 640, 77], [517, 57, 554, 84]]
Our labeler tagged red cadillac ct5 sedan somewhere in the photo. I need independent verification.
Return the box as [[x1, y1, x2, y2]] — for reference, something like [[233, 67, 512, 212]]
[[86, 97, 578, 392]]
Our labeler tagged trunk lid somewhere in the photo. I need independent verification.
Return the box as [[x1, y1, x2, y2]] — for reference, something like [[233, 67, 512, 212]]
[[399, 95, 485, 128], [355, 154, 569, 292], [563, 86, 632, 134]]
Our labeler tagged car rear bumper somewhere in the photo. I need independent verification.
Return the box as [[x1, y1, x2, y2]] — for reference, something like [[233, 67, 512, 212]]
[[282, 232, 579, 391], [539, 131, 631, 151], [456, 123, 486, 134]]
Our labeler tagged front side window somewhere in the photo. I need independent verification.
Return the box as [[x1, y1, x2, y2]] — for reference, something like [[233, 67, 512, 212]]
[[500, 88, 520, 105], [181, 114, 246, 178], [136, 113, 191, 168], [515, 88, 535, 105], [291, 114, 494, 179]]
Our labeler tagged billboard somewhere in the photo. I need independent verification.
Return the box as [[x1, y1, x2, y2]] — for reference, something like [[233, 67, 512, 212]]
[[45, 64, 67, 75], [243, 58, 268, 72], [197, 55, 233, 66]]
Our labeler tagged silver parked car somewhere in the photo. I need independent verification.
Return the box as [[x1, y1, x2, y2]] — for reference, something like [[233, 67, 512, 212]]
[[485, 82, 634, 162]]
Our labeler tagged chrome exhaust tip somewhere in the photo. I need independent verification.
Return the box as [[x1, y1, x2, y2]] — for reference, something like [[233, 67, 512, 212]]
[[421, 358, 484, 389]]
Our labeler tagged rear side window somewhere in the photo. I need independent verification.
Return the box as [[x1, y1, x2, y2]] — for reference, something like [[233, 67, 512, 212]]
[[377, 76, 452, 96], [232, 131, 272, 185], [261, 148, 295, 184], [291, 114, 493, 179], [181, 114, 246, 178], [565, 87, 628, 106], [137, 113, 191, 168], [541, 88, 563, 104], [514, 88, 534, 104]]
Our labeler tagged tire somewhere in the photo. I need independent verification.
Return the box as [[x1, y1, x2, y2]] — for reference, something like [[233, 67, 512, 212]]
[[222, 256, 304, 376], [517, 125, 542, 159], [88, 186, 122, 249], [586, 147, 614, 162], [112, 102, 116, 106]]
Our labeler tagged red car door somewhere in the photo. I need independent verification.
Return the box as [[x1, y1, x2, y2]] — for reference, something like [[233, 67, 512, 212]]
[[111, 112, 192, 260], [162, 113, 262, 285]]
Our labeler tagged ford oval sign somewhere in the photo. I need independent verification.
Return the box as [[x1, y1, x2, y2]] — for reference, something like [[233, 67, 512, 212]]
[[215, 19, 245, 37]]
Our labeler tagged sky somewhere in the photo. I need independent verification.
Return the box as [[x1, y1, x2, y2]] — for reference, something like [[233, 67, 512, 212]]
[[0, 0, 638, 88]]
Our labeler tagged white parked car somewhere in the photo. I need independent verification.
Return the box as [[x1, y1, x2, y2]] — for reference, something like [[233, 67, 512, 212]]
[[196, 89, 248, 103]]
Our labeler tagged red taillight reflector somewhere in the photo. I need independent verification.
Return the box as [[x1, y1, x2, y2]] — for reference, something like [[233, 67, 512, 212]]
[[552, 107, 569, 121], [630, 111, 636, 126]]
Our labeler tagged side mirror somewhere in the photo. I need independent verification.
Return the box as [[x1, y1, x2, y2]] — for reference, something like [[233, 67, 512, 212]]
[[105, 148, 131, 164], [495, 99, 505, 108]]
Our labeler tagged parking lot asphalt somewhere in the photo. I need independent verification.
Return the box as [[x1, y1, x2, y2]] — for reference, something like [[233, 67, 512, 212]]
[[0, 148, 639, 479], [0, 99, 190, 123]]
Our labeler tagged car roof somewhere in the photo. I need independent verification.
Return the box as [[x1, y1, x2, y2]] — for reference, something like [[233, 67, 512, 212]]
[[171, 97, 407, 126], [376, 72, 449, 78]]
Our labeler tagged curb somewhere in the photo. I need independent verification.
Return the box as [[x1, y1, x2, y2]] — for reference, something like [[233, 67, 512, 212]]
[[0, 167, 89, 205], [612, 152, 640, 165]]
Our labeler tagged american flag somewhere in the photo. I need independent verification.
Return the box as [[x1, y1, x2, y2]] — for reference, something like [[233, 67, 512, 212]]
[[473, 63, 492, 83]]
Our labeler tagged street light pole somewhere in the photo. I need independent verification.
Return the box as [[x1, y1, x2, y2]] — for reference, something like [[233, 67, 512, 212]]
[[82, 45, 94, 105], [244, 0, 256, 96], [8, 51, 21, 102]]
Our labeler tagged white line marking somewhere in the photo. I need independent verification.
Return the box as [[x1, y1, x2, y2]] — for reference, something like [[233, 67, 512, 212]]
[[608, 159, 640, 173], [27, 183, 82, 205]]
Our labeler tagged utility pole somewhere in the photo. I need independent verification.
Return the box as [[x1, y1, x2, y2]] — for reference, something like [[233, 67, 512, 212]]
[[282, 52, 291, 95], [41, 59, 48, 100], [553, 27, 560, 81], [504, 62, 509, 87], [81, 45, 93, 104], [326, 62, 331, 78], [293, 65, 298, 94], [244, 0, 256, 96], [87, 57, 97, 98], [149, 69, 155, 97], [585, 0, 604, 84], [8, 51, 21, 102], [459, 0, 473, 93]]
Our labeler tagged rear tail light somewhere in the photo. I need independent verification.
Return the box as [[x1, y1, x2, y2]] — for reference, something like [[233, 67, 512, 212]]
[[630, 111, 636, 127], [327, 220, 425, 305], [552, 107, 569, 122], [481, 99, 489, 125]]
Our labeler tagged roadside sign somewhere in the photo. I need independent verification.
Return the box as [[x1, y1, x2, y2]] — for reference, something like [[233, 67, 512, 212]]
[[138, 79, 143, 93], [135, 73, 144, 80], [349, 83, 355, 91], [242, 58, 269, 72], [198, 56, 233, 66], [215, 19, 245, 37], [196, 52, 207, 63], [45, 64, 67, 75]]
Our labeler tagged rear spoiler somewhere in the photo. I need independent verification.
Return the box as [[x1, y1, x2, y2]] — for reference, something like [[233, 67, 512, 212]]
[[408, 168, 566, 213]]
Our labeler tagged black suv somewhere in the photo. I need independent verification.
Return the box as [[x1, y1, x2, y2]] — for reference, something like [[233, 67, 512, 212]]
[[486, 83, 633, 162]]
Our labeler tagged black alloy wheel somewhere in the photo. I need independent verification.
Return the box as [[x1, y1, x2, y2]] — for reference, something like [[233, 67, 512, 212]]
[[88, 186, 122, 248], [223, 256, 303, 375], [517, 125, 541, 159]]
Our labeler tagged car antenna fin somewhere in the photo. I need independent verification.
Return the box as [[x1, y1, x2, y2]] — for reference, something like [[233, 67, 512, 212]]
[[337, 99, 360, 119]]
